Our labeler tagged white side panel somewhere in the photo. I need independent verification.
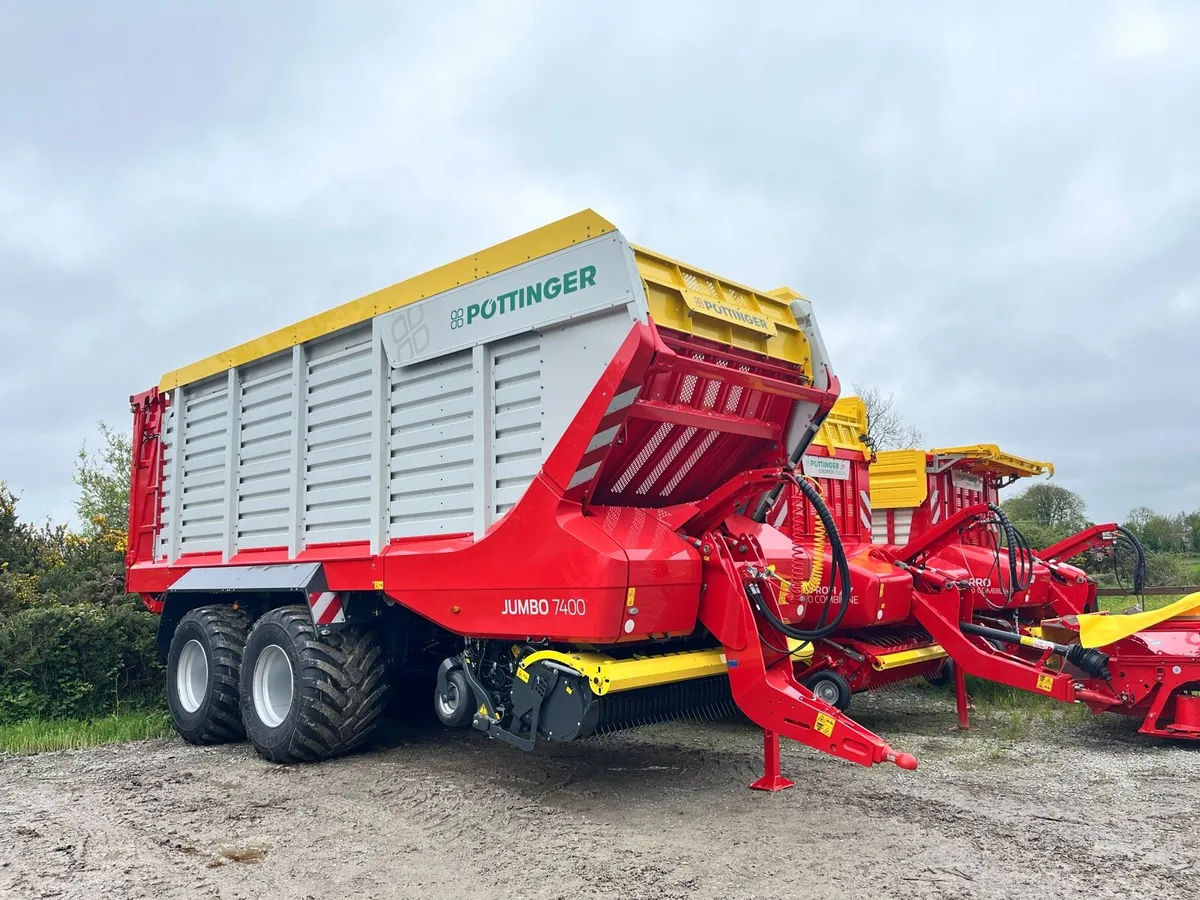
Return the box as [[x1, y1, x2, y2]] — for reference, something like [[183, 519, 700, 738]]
[[303, 324, 375, 545], [893, 509, 914, 546], [871, 509, 888, 545], [177, 376, 229, 554], [388, 348, 476, 537], [157, 401, 177, 560], [490, 332, 543, 517], [538, 305, 637, 476], [236, 352, 295, 550]]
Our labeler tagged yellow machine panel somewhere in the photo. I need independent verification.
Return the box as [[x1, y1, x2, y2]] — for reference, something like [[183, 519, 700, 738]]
[[870, 449, 929, 509], [634, 249, 808, 367], [810, 396, 870, 459]]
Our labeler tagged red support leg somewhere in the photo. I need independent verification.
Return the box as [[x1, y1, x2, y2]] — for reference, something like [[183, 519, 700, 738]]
[[953, 663, 971, 730], [750, 729, 795, 792]]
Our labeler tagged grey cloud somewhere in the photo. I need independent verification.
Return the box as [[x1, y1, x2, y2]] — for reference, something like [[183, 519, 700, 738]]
[[1, 0, 1197, 526]]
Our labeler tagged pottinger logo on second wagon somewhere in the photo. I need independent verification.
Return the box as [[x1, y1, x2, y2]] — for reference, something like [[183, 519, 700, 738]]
[[450, 265, 598, 330]]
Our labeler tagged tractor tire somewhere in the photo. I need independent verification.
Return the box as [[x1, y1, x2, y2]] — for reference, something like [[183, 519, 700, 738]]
[[166, 605, 250, 745], [434, 667, 475, 728], [240, 605, 388, 763], [803, 670, 852, 712]]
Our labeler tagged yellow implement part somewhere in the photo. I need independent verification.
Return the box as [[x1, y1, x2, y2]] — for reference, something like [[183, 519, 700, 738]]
[[870, 449, 929, 509], [785, 638, 816, 662], [870, 644, 947, 672], [810, 396, 870, 458], [928, 444, 1054, 479], [519, 648, 729, 696], [634, 249, 807, 366], [1076, 591, 1200, 649]]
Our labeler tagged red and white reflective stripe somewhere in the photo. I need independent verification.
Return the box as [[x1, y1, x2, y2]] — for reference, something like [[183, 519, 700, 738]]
[[858, 490, 872, 531], [568, 386, 640, 490], [308, 591, 345, 625], [929, 489, 941, 524]]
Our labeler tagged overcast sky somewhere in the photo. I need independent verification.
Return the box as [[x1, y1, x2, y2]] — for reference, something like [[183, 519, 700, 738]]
[[2, 1, 1198, 527]]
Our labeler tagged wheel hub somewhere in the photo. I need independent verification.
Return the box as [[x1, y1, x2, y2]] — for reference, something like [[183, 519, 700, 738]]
[[253, 644, 295, 728], [176, 639, 209, 714]]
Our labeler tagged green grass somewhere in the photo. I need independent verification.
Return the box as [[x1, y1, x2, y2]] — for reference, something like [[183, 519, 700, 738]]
[[1097, 592, 1194, 613], [0, 710, 172, 755], [1182, 556, 1200, 583]]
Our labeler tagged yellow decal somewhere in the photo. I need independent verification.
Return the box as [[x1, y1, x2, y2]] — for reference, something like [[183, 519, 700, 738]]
[[516, 668, 530, 683], [778, 577, 791, 605], [626, 587, 636, 608], [815, 712, 836, 737], [681, 291, 777, 336], [1036, 674, 1054, 692], [478, 704, 488, 715], [565, 684, 573, 695]]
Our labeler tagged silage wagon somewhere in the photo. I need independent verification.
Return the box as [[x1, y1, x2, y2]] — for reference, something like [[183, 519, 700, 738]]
[[124, 210, 916, 790]]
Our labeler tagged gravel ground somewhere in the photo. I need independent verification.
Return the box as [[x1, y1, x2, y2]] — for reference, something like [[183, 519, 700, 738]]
[[2, 689, 1197, 900]]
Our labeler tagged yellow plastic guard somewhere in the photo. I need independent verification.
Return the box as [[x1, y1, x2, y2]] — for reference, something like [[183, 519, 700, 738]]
[[870, 449, 929, 509], [810, 397, 870, 459], [520, 647, 729, 696], [634, 249, 808, 367], [928, 445, 1054, 479], [1076, 592, 1200, 649]]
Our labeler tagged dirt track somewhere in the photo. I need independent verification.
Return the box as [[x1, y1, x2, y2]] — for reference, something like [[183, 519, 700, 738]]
[[2, 691, 1197, 900]]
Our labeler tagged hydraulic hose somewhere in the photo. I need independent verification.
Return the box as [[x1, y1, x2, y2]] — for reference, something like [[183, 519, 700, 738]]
[[987, 503, 1033, 594], [1115, 525, 1148, 595], [748, 473, 852, 641]]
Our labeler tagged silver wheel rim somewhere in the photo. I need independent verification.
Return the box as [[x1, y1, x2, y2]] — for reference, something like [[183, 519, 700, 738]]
[[253, 644, 294, 728], [813, 679, 841, 707], [436, 680, 460, 719], [176, 640, 208, 714]]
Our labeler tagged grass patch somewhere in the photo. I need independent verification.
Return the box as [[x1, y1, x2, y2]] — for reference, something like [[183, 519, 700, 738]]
[[0, 710, 172, 755], [1097, 592, 1193, 613]]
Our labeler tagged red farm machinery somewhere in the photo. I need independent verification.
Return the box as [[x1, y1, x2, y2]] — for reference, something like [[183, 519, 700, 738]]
[[753, 397, 1200, 740], [125, 210, 916, 792]]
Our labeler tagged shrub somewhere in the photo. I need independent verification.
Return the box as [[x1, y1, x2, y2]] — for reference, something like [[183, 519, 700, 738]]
[[0, 601, 162, 724]]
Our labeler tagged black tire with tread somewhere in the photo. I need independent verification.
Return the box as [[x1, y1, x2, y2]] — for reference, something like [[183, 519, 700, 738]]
[[166, 605, 250, 745], [434, 667, 475, 728], [240, 605, 388, 763], [803, 669, 853, 712]]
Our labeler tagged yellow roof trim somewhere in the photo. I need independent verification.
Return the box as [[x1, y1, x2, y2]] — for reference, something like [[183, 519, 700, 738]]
[[928, 445, 1054, 479], [160, 209, 617, 391], [810, 396, 870, 458]]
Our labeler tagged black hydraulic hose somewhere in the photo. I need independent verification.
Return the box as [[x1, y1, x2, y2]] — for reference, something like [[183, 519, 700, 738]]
[[747, 474, 853, 641], [1115, 525, 1147, 595], [988, 503, 1033, 593], [750, 408, 831, 523]]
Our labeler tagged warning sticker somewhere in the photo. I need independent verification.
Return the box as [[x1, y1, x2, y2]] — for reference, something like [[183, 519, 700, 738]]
[[815, 712, 836, 737], [1036, 674, 1054, 692]]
